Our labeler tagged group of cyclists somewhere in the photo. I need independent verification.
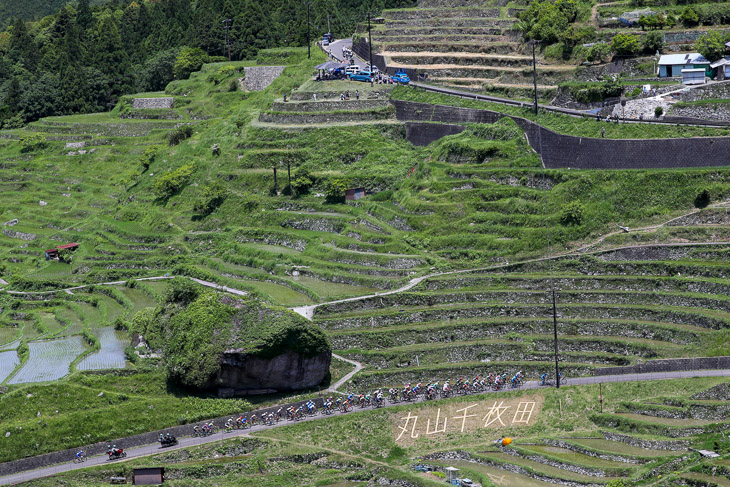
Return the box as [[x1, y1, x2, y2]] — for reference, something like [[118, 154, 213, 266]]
[[73, 371, 562, 463]]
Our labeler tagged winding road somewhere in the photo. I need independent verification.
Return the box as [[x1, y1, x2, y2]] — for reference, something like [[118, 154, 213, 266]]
[[1, 367, 729, 485]]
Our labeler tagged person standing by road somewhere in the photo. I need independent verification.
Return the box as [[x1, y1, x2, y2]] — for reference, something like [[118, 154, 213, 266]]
[[355, 90, 359, 100]]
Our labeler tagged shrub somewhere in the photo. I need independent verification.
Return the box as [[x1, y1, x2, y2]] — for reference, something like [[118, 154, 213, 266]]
[[207, 65, 237, 85], [544, 42, 570, 60], [153, 163, 194, 198], [173, 47, 208, 80], [694, 31, 730, 62], [642, 31, 664, 54], [167, 125, 193, 146], [560, 200, 584, 225], [164, 277, 201, 305], [324, 177, 350, 204], [193, 181, 227, 215], [19, 133, 47, 153], [291, 168, 313, 196], [694, 189, 711, 209], [139, 145, 161, 171], [654, 106, 663, 117], [680, 7, 699, 26], [587, 43, 611, 63], [611, 33, 640, 56]]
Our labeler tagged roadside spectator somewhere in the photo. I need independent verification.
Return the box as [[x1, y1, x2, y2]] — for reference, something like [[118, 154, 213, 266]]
[[313, 93, 317, 102], [601, 127, 605, 138], [355, 90, 359, 100], [596, 113, 600, 122], [283, 93, 287, 102]]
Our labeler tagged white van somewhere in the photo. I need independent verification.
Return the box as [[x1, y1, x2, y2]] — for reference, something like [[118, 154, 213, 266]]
[[345, 65, 360, 76]]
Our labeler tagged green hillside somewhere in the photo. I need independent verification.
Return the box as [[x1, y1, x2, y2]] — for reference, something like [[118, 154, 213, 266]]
[[0, 0, 728, 482]]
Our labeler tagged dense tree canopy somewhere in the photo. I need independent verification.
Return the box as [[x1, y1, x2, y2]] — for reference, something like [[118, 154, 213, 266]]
[[0, 0, 415, 127]]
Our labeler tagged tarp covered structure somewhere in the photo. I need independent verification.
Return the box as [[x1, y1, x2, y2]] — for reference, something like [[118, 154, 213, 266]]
[[314, 61, 346, 71]]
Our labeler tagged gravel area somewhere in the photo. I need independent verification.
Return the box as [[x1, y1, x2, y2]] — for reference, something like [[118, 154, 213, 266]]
[[612, 97, 673, 121]]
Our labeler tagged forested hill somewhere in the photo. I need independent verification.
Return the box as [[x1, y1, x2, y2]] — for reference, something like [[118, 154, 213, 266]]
[[0, 0, 414, 128], [0, 0, 103, 30]]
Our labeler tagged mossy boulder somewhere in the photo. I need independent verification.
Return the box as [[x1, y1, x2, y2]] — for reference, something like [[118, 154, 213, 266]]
[[132, 279, 331, 392]]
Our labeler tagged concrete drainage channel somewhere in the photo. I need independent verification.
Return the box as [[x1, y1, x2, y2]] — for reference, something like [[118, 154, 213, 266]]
[[1, 368, 730, 485]]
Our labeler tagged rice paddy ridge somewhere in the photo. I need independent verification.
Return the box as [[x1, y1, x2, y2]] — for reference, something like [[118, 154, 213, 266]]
[[371, 5, 569, 98]]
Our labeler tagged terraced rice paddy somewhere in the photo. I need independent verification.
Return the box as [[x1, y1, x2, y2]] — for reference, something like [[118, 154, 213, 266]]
[[440, 460, 561, 487], [8, 336, 86, 384], [76, 327, 127, 371], [566, 438, 685, 457], [0, 350, 19, 383]]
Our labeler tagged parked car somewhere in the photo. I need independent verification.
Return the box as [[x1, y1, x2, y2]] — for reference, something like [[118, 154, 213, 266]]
[[365, 64, 379, 73], [391, 71, 410, 84], [345, 65, 360, 76], [349, 70, 374, 82], [322, 39, 330, 46]]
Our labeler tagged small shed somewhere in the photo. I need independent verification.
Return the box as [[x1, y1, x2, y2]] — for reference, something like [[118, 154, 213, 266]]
[[444, 466, 460, 483], [682, 68, 706, 85], [45, 242, 79, 260], [133, 467, 164, 485], [710, 57, 730, 80], [658, 53, 710, 78], [345, 187, 366, 201]]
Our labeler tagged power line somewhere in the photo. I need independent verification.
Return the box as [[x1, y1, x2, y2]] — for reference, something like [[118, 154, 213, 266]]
[[222, 18, 232, 61]]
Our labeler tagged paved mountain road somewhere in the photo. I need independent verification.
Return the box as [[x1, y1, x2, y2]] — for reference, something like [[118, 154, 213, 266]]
[[2, 368, 729, 485]]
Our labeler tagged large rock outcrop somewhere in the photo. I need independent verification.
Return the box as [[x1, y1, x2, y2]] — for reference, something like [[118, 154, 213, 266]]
[[218, 349, 331, 394]]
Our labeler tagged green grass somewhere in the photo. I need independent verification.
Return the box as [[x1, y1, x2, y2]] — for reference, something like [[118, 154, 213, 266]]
[[243, 280, 314, 306]]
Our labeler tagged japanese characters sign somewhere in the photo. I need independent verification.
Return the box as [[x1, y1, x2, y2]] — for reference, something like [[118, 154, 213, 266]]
[[391, 396, 542, 445]]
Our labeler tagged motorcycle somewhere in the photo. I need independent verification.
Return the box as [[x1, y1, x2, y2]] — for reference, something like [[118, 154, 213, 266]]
[[159, 435, 178, 448], [107, 448, 126, 460]]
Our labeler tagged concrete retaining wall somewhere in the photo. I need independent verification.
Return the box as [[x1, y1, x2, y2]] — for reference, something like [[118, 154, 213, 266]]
[[393, 99, 730, 169], [405, 121, 465, 145], [244, 66, 286, 91], [594, 356, 730, 376], [132, 98, 174, 109]]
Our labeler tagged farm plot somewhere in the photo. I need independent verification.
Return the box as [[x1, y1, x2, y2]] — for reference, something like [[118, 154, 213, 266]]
[[8, 336, 86, 384], [0, 351, 19, 383], [77, 327, 127, 371]]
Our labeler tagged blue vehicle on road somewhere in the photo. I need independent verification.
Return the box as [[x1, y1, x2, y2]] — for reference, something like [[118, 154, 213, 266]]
[[391, 70, 410, 84], [348, 70, 375, 82]]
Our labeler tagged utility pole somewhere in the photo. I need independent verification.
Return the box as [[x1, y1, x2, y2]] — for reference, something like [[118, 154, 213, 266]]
[[222, 18, 232, 61], [552, 289, 560, 389], [367, 13, 373, 74], [531, 40, 539, 115], [327, 14, 331, 34], [307, 1, 311, 59], [273, 165, 278, 194]]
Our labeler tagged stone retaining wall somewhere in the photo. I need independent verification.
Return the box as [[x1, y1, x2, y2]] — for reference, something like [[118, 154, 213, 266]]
[[271, 99, 389, 112], [387, 8, 500, 20], [132, 97, 174, 109], [289, 89, 392, 101], [316, 304, 728, 330], [601, 431, 690, 451], [594, 356, 730, 376], [670, 104, 730, 123], [392, 99, 730, 169], [259, 109, 393, 124], [244, 66, 286, 91]]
